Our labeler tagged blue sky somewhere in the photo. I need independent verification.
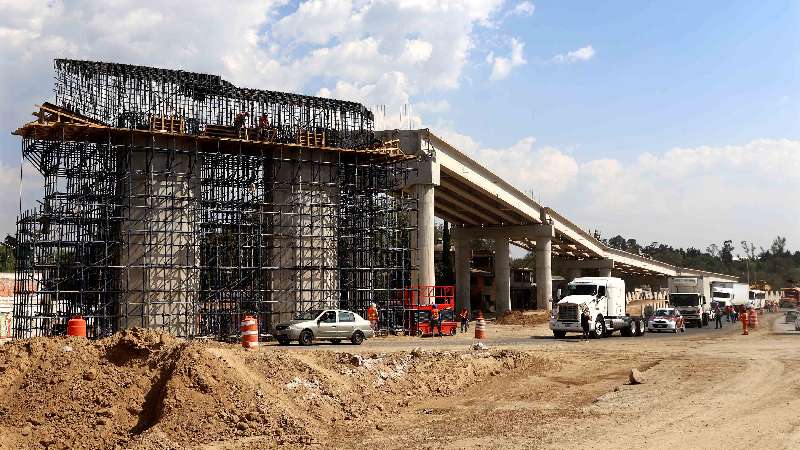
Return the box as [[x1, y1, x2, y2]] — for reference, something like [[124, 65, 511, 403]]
[[0, 0, 798, 251], [436, 1, 799, 158]]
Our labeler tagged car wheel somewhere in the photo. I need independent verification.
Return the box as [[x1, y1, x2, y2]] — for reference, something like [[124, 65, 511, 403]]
[[415, 329, 423, 337], [450, 327, 457, 336], [351, 331, 365, 345], [277, 338, 291, 346], [330, 339, 342, 344], [299, 329, 314, 346], [553, 330, 566, 339], [590, 315, 606, 339]]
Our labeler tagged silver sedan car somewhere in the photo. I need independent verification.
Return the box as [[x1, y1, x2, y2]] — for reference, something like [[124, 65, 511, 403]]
[[273, 309, 374, 346]]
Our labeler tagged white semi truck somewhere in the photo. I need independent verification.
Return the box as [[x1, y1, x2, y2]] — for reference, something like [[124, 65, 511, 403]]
[[667, 276, 713, 327], [710, 282, 749, 308], [550, 277, 646, 338]]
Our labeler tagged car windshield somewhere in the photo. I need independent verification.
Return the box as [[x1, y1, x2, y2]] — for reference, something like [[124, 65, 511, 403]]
[[567, 284, 597, 296], [670, 294, 699, 307], [294, 309, 323, 320], [654, 310, 672, 317]]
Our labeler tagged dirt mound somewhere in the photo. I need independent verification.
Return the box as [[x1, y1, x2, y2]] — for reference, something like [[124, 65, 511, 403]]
[[0, 330, 557, 449], [495, 310, 550, 327]]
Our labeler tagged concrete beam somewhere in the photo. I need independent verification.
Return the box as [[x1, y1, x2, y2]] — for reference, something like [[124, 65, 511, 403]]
[[553, 258, 615, 270], [451, 224, 556, 241]]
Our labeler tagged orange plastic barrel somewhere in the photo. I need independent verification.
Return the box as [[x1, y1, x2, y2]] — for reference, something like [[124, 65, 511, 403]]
[[748, 309, 757, 329], [67, 315, 87, 337], [474, 311, 486, 340], [240, 315, 259, 349]]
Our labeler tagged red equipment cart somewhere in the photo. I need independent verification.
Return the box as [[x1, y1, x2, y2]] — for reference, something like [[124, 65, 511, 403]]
[[404, 285, 458, 337]]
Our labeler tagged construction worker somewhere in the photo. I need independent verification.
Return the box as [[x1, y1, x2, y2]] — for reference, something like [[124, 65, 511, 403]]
[[714, 304, 723, 329], [367, 302, 378, 332], [430, 305, 441, 337], [459, 308, 470, 333]]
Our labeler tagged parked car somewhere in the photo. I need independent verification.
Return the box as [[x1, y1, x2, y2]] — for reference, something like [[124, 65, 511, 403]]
[[785, 310, 798, 324], [273, 309, 374, 346], [647, 308, 685, 333]]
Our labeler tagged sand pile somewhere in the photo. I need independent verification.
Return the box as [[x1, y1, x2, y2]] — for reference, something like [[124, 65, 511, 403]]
[[0, 330, 556, 449], [495, 310, 551, 327]]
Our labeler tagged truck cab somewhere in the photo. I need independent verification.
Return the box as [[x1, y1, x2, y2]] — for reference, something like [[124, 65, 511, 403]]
[[669, 292, 709, 327], [549, 277, 644, 339]]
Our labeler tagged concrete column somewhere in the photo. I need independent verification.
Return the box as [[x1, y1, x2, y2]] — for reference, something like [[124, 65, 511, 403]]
[[415, 183, 436, 290], [454, 238, 471, 313], [535, 235, 552, 310], [494, 236, 511, 317], [599, 267, 612, 277]]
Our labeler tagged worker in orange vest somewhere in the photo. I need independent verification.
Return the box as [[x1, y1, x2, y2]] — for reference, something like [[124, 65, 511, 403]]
[[740, 306, 749, 335], [367, 303, 378, 331], [459, 308, 470, 333], [430, 305, 441, 337]]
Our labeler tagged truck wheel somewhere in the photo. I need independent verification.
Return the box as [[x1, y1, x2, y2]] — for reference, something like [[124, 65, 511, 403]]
[[552, 330, 566, 339], [635, 318, 646, 337], [590, 315, 606, 339]]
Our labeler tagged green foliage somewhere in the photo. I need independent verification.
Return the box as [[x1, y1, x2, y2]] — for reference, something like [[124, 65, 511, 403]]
[[514, 233, 800, 289]]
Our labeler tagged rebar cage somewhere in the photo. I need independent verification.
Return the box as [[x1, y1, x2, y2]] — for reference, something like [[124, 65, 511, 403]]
[[13, 60, 416, 340]]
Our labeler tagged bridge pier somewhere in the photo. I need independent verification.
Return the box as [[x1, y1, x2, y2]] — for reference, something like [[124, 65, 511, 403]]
[[495, 236, 511, 317], [454, 237, 471, 314], [415, 183, 436, 289], [535, 233, 552, 310]]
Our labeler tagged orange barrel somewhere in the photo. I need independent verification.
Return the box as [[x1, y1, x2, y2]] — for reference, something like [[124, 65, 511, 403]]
[[67, 315, 87, 337], [748, 309, 757, 329], [474, 311, 486, 340], [240, 315, 259, 349]]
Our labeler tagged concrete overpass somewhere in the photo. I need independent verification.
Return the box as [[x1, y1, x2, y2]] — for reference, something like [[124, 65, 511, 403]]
[[377, 129, 737, 315]]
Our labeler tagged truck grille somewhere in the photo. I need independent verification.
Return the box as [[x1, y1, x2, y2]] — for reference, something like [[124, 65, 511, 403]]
[[558, 304, 579, 321]]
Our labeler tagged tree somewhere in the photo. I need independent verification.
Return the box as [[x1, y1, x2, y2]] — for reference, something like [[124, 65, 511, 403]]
[[720, 240, 735, 266], [770, 236, 787, 256], [608, 235, 626, 250]]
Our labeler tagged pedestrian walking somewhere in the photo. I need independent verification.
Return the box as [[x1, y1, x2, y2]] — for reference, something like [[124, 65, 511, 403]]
[[367, 302, 378, 332], [459, 308, 470, 333], [580, 305, 591, 340], [714, 304, 723, 329]]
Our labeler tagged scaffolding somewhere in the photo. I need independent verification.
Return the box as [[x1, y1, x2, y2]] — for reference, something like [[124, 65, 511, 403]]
[[12, 60, 416, 340]]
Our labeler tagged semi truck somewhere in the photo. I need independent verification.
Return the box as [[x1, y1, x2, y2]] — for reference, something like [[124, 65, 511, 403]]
[[550, 277, 646, 338], [749, 290, 766, 310], [710, 282, 750, 308], [667, 276, 713, 327], [779, 287, 800, 308]]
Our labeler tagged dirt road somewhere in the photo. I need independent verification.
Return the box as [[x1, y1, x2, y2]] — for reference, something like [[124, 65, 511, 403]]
[[0, 313, 796, 449]]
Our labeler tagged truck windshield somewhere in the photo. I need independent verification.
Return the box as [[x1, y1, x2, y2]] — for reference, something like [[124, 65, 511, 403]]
[[567, 284, 597, 296], [669, 294, 699, 307], [712, 292, 730, 299]]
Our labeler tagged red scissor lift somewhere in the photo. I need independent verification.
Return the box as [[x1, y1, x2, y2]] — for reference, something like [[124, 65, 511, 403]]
[[404, 285, 458, 336]]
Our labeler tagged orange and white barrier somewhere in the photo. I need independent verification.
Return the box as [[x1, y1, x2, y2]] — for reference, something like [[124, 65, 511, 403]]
[[474, 311, 486, 340], [240, 315, 259, 349]]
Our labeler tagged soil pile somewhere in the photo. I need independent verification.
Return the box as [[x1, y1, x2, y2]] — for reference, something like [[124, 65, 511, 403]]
[[0, 329, 557, 449], [495, 310, 550, 327]]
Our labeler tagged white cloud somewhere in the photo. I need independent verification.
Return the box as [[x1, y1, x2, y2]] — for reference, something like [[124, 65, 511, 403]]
[[488, 37, 526, 80], [430, 126, 800, 249], [434, 128, 579, 199], [553, 45, 595, 63], [511, 1, 535, 16]]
